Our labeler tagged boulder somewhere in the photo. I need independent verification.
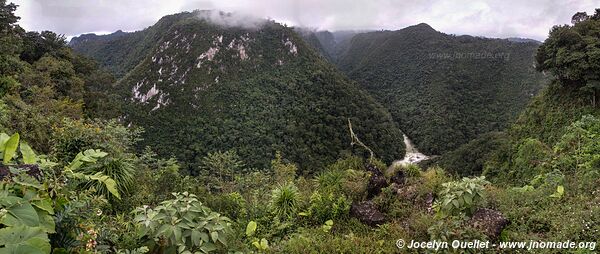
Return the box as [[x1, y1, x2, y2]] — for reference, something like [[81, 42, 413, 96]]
[[396, 184, 418, 200], [390, 169, 405, 185], [350, 200, 386, 226], [468, 208, 509, 239], [366, 163, 388, 198]]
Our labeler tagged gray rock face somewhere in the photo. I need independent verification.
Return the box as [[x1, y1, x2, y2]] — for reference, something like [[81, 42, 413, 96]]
[[350, 200, 386, 226], [390, 169, 405, 185], [469, 208, 509, 239], [366, 164, 388, 198]]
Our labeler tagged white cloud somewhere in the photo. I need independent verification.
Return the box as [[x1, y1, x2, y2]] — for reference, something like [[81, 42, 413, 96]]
[[11, 0, 598, 40]]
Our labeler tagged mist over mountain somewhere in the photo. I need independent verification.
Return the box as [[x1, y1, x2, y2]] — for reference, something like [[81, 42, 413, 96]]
[[70, 10, 406, 171], [3, 1, 600, 252]]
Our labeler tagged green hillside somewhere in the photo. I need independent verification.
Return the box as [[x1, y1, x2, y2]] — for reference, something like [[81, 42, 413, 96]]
[[69, 12, 198, 78], [335, 23, 546, 155], [2, 1, 598, 252], [72, 11, 405, 172]]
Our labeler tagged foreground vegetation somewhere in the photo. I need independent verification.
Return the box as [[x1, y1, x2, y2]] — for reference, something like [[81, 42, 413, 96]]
[[1, 1, 599, 253]]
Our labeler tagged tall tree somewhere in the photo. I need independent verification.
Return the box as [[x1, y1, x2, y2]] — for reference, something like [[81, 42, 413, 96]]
[[571, 12, 588, 24], [0, 0, 19, 35], [536, 10, 600, 106]]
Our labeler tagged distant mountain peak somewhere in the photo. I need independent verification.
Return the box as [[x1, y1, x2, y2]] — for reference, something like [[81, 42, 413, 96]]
[[403, 23, 437, 33]]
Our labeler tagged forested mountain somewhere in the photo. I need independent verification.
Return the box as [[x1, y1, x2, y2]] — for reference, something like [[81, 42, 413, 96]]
[[69, 13, 199, 78], [2, 0, 599, 252], [299, 30, 360, 61], [331, 23, 546, 155], [70, 11, 405, 171]]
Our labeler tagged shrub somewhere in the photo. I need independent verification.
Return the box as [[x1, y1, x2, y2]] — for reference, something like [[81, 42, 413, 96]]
[[302, 191, 350, 224], [133, 192, 232, 253], [50, 118, 141, 163], [387, 163, 421, 178], [79, 156, 135, 202], [427, 216, 487, 242], [199, 150, 244, 182], [511, 138, 553, 183], [269, 183, 300, 220], [433, 176, 489, 217], [272, 151, 297, 184], [420, 166, 451, 194], [340, 169, 369, 201], [315, 170, 345, 194], [326, 156, 365, 172], [208, 192, 247, 220], [553, 115, 600, 175]]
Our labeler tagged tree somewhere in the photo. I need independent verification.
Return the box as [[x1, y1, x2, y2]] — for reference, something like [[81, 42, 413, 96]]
[[20, 31, 68, 63], [0, 0, 19, 35], [571, 12, 588, 24], [536, 11, 600, 106]]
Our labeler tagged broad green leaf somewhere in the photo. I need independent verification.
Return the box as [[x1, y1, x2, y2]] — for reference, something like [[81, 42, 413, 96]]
[[210, 231, 218, 242], [19, 142, 37, 164], [3, 133, 20, 164], [199, 232, 209, 243], [245, 221, 257, 237], [325, 220, 333, 226], [173, 227, 182, 243], [0, 133, 10, 152], [2, 202, 40, 227], [0, 226, 50, 254], [463, 194, 472, 205], [451, 199, 459, 208], [260, 238, 269, 249], [557, 185, 564, 195], [200, 242, 217, 253], [12, 175, 43, 190], [32, 199, 54, 215], [36, 210, 56, 233], [89, 173, 121, 199], [191, 230, 202, 246]]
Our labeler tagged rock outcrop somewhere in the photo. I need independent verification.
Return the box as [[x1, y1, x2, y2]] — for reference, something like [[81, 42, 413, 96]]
[[469, 208, 509, 239], [350, 200, 386, 226]]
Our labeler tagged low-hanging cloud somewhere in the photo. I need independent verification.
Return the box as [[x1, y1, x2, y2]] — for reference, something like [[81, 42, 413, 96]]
[[195, 10, 267, 29], [12, 0, 598, 40]]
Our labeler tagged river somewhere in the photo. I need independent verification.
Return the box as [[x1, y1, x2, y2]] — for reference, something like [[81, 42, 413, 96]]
[[392, 134, 429, 166]]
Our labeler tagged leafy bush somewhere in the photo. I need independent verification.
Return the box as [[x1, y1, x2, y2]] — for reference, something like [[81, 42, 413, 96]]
[[50, 118, 141, 163], [272, 151, 297, 184], [302, 191, 350, 224], [78, 156, 135, 201], [198, 150, 244, 192], [433, 176, 489, 217], [207, 192, 247, 221], [420, 166, 451, 195], [553, 115, 600, 175], [0, 175, 55, 254], [511, 138, 553, 183], [0, 132, 124, 253], [269, 183, 300, 220], [427, 216, 487, 243], [340, 168, 369, 201], [133, 192, 232, 253], [315, 170, 345, 194], [387, 163, 421, 178]]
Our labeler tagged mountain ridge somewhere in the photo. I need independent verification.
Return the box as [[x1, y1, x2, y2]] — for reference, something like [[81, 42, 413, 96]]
[[71, 11, 406, 171]]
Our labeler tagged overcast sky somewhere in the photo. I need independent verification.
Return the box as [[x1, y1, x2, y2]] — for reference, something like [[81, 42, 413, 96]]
[[12, 0, 598, 41]]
